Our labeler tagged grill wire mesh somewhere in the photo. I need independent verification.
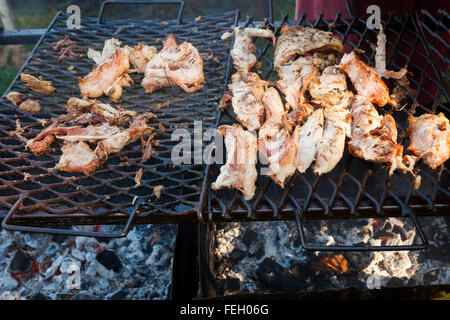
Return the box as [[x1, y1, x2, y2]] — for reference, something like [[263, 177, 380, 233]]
[[206, 10, 450, 224], [0, 11, 238, 228]]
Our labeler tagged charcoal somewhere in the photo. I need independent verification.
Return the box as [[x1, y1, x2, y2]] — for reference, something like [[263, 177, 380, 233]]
[[256, 258, 305, 292], [224, 277, 240, 295], [8, 249, 32, 274], [241, 229, 258, 247], [107, 289, 128, 300], [96, 250, 122, 272], [229, 248, 246, 262]]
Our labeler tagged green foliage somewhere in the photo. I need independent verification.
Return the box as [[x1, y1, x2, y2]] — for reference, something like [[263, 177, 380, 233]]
[[273, 0, 296, 21], [0, 65, 18, 95], [13, 9, 59, 29]]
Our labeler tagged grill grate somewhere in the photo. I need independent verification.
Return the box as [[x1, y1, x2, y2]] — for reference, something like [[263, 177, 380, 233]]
[[204, 9, 449, 249], [0, 9, 239, 236]]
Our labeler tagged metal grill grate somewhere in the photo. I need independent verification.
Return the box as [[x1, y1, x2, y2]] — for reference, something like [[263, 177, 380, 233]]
[[0, 9, 239, 236], [204, 9, 450, 250]]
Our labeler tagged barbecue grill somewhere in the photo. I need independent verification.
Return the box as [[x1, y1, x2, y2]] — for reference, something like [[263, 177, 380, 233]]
[[0, 0, 447, 267], [202, 3, 449, 252], [0, 0, 448, 301], [0, 1, 238, 238]]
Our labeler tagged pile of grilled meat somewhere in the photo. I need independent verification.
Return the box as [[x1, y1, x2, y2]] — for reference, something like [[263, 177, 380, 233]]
[[213, 25, 450, 200], [6, 34, 205, 174]]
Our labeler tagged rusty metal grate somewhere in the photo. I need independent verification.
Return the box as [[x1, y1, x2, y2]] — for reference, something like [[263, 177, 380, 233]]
[[0, 9, 239, 237], [204, 8, 450, 250]]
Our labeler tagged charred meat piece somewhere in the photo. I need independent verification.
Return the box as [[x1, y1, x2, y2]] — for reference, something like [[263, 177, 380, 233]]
[[5, 92, 27, 106], [20, 73, 55, 94], [348, 96, 414, 175], [228, 27, 275, 72], [407, 113, 450, 169], [296, 108, 324, 173], [56, 123, 121, 143], [274, 25, 343, 66], [18, 99, 41, 113], [212, 124, 257, 200], [338, 51, 390, 107], [71, 113, 106, 126], [127, 43, 157, 73], [142, 34, 204, 93], [52, 35, 82, 63], [80, 40, 132, 102], [389, 75, 415, 110], [56, 141, 102, 174], [228, 70, 270, 131], [90, 102, 137, 126], [26, 122, 72, 155], [61, 98, 137, 127], [258, 88, 298, 187], [56, 116, 154, 174]]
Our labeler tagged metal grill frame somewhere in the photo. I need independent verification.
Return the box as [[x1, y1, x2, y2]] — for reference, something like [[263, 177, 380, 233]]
[[201, 4, 449, 251], [0, 4, 239, 237]]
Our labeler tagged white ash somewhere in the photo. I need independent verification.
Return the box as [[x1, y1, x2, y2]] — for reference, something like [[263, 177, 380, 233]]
[[214, 217, 450, 295], [0, 224, 177, 300]]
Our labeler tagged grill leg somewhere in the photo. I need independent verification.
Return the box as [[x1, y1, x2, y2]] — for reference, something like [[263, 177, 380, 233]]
[[171, 223, 199, 300], [198, 222, 217, 298]]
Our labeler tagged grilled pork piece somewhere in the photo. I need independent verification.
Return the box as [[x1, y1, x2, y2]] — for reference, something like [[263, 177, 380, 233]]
[[407, 113, 450, 169], [274, 25, 343, 66], [258, 88, 298, 187], [26, 122, 72, 156], [308, 66, 353, 175], [338, 51, 390, 107], [127, 43, 157, 73], [348, 96, 415, 175], [309, 66, 352, 107], [56, 141, 102, 174], [56, 116, 154, 174], [226, 27, 275, 72], [142, 34, 204, 93], [374, 26, 414, 109], [90, 102, 137, 126], [87, 38, 122, 65], [61, 98, 137, 127], [20, 73, 55, 94], [5, 92, 27, 106], [275, 54, 334, 115], [275, 58, 318, 115], [212, 124, 257, 200], [313, 95, 352, 175], [296, 108, 324, 173], [52, 35, 81, 63], [79, 44, 133, 102], [375, 25, 408, 80], [18, 99, 41, 113], [56, 123, 121, 143], [228, 70, 270, 131]]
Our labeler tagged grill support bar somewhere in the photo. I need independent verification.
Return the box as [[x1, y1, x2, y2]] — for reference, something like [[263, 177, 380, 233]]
[[295, 207, 429, 252], [1, 193, 141, 238], [97, 0, 185, 24]]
